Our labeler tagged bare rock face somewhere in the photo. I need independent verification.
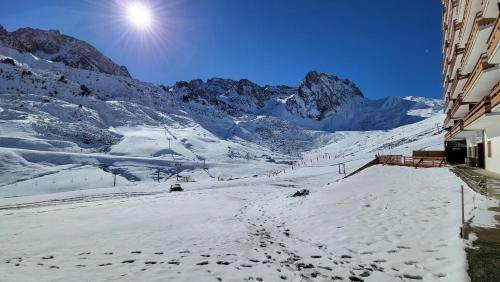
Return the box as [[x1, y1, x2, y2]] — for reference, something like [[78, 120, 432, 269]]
[[0, 24, 29, 52], [0, 25, 7, 36], [0, 26, 130, 78], [286, 71, 364, 120]]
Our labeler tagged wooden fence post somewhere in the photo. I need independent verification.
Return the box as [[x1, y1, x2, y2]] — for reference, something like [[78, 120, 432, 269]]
[[461, 185, 464, 225], [460, 185, 465, 238]]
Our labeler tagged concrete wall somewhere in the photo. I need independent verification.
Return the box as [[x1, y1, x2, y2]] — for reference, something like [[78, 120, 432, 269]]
[[484, 132, 500, 174]]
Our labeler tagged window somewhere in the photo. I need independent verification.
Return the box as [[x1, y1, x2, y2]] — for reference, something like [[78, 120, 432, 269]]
[[487, 141, 492, 158]]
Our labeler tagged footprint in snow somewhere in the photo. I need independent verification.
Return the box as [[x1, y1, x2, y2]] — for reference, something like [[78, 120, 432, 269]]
[[42, 255, 54, 260], [196, 261, 209, 265], [360, 251, 374, 255], [98, 263, 112, 267], [121, 259, 135, 264], [131, 251, 141, 254], [403, 274, 423, 280]]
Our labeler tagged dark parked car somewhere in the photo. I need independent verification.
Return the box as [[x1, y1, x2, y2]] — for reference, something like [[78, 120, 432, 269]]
[[170, 183, 183, 192]]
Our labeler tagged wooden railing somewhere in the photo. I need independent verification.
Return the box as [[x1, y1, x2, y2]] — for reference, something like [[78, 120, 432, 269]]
[[444, 91, 452, 108], [480, 0, 488, 13], [442, 57, 450, 77], [443, 75, 452, 98], [463, 96, 491, 128], [486, 16, 499, 61], [449, 70, 469, 99], [446, 120, 464, 140], [449, 93, 464, 118], [376, 155, 446, 168], [445, 21, 464, 62], [444, 112, 452, 128], [461, 12, 495, 70], [459, 0, 472, 41], [462, 53, 493, 101], [491, 82, 500, 108], [449, 43, 465, 78]]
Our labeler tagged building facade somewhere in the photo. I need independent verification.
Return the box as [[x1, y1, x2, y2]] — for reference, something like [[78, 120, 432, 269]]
[[442, 0, 500, 174]]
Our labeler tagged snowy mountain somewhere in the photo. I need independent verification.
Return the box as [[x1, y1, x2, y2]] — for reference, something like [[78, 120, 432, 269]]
[[0, 25, 130, 77], [0, 26, 444, 185]]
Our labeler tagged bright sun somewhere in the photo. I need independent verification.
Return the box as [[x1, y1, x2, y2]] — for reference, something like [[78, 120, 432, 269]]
[[126, 2, 153, 29]]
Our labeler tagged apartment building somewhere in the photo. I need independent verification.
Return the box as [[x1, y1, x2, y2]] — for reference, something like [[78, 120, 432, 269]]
[[443, 0, 500, 174]]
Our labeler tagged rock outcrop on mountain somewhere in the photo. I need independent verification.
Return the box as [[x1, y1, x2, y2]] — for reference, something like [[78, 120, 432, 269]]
[[287, 71, 364, 120], [169, 71, 364, 120], [0, 25, 130, 77]]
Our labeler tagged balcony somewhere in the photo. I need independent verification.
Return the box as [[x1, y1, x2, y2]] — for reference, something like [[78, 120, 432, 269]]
[[462, 53, 499, 103], [448, 43, 466, 79], [461, 12, 496, 73], [445, 20, 463, 62], [446, 120, 464, 140], [464, 96, 491, 128], [464, 83, 500, 134], [449, 69, 469, 99], [444, 91, 452, 110], [459, 0, 472, 41], [450, 94, 468, 117], [442, 57, 450, 77], [481, 0, 500, 19], [486, 16, 500, 64], [491, 82, 500, 110], [444, 110, 457, 128]]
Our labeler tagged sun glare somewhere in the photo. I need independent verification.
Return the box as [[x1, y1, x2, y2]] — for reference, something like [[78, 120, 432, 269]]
[[126, 2, 153, 29]]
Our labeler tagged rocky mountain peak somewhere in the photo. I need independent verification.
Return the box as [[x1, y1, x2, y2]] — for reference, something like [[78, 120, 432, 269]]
[[0, 25, 131, 78], [0, 25, 7, 37], [284, 71, 364, 120]]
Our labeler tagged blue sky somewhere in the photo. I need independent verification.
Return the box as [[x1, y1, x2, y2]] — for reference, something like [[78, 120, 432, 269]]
[[0, 0, 442, 99]]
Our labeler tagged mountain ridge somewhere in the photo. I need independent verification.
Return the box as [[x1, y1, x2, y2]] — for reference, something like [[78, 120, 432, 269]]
[[0, 25, 130, 78], [0, 25, 442, 157]]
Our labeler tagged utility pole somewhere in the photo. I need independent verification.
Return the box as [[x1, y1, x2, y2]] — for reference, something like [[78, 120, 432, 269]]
[[175, 163, 181, 182], [163, 125, 172, 149]]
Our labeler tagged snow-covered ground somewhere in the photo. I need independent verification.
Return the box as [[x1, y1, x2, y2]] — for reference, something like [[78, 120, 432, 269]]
[[3, 29, 496, 282], [0, 164, 473, 282]]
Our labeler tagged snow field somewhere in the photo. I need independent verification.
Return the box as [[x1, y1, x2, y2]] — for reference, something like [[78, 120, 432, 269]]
[[0, 165, 473, 282]]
